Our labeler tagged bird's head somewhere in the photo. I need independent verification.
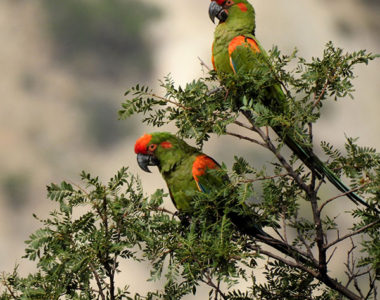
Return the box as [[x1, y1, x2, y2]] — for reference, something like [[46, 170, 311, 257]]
[[135, 132, 193, 173], [209, 0, 254, 24]]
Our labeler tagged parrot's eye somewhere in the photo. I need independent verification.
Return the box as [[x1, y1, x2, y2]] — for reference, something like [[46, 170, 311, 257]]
[[225, 0, 234, 6], [148, 144, 157, 152]]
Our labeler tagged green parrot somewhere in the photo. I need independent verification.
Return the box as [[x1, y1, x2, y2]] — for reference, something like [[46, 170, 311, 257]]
[[135, 132, 310, 262], [208, 0, 369, 208]]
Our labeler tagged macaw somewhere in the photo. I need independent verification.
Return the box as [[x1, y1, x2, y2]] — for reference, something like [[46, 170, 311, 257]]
[[208, 0, 369, 208], [134, 132, 310, 262]]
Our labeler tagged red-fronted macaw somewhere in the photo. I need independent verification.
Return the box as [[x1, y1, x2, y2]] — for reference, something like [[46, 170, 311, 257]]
[[209, 0, 368, 208], [134, 132, 310, 262]]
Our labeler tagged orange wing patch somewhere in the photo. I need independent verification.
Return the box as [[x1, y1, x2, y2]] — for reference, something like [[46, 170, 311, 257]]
[[192, 155, 218, 183], [228, 36, 260, 73]]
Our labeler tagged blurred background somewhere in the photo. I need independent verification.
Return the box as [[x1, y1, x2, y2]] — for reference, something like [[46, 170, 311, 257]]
[[0, 0, 379, 297]]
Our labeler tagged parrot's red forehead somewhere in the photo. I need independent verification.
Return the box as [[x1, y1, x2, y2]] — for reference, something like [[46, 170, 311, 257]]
[[212, 0, 225, 5], [135, 134, 152, 154]]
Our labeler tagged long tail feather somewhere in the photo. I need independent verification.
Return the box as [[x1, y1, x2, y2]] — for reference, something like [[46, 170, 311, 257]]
[[230, 212, 313, 265], [276, 128, 370, 208]]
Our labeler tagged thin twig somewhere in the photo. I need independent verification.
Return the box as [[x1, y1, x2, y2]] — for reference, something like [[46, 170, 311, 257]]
[[253, 232, 317, 266], [364, 271, 377, 300], [207, 86, 224, 96], [233, 120, 254, 131], [249, 244, 361, 300], [226, 130, 268, 148], [202, 273, 228, 300], [310, 190, 327, 275], [1, 273, 18, 299], [198, 56, 212, 72], [312, 71, 338, 108], [324, 219, 380, 250], [282, 214, 288, 244], [154, 207, 176, 216], [315, 178, 325, 194], [253, 124, 311, 194], [318, 182, 371, 213], [250, 246, 318, 276], [148, 92, 191, 110], [297, 229, 314, 261], [239, 173, 289, 184], [89, 263, 106, 300], [326, 247, 337, 264]]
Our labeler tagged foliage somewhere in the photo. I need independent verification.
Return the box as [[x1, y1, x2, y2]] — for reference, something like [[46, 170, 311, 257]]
[[1, 43, 380, 299]]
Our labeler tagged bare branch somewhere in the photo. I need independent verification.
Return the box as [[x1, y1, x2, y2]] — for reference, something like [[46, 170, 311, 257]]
[[89, 262, 106, 300], [207, 86, 224, 96], [251, 124, 311, 194], [198, 56, 212, 72], [154, 207, 176, 216], [312, 71, 339, 109], [239, 173, 289, 184], [325, 219, 379, 250], [309, 191, 327, 275], [253, 233, 318, 266], [364, 271, 377, 300], [326, 247, 337, 264], [226, 130, 268, 148], [146, 92, 191, 110], [201, 272, 228, 300], [282, 214, 288, 244], [233, 120, 255, 131], [296, 229, 315, 261], [319, 182, 371, 213], [1, 273, 18, 299]]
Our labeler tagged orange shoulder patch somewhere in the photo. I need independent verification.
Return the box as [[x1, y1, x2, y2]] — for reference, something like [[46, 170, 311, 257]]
[[228, 36, 260, 57], [192, 155, 218, 182], [228, 36, 260, 73]]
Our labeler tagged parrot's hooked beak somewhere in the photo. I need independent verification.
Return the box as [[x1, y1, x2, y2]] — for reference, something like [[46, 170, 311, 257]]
[[137, 153, 159, 173], [209, 2, 228, 23]]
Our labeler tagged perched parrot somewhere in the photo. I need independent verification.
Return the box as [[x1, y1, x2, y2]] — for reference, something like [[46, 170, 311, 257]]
[[208, 0, 369, 208], [135, 132, 310, 262]]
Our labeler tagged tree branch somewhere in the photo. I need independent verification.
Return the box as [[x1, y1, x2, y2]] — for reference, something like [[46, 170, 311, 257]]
[[251, 124, 311, 194], [324, 219, 380, 250], [1, 273, 18, 299], [309, 191, 327, 275], [253, 233, 318, 267], [251, 246, 362, 300], [202, 273, 228, 300], [198, 56, 212, 72], [89, 262, 106, 300], [226, 130, 268, 148], [318, 182, 371, 213]]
